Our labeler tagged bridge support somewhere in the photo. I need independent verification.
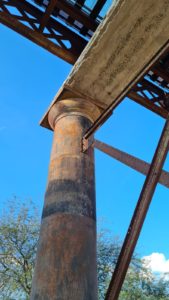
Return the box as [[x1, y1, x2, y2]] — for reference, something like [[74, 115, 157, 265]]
[[31, 99, 101, 300]]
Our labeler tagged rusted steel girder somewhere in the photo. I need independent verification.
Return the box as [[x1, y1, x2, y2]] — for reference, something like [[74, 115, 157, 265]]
[[0, 0, 87, 64], [105, 116, 169, 300], [31, 99, 101, 300], [94, 139, 169, 189]]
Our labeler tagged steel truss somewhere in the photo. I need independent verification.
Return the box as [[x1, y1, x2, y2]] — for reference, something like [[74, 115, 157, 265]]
[[0, 0, 106, 63]]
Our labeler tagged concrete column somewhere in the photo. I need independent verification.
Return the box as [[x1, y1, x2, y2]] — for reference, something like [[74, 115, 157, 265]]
[[31, 99, 101, 300]]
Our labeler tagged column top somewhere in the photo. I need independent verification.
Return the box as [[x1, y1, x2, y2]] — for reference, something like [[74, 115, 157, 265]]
[[45, 98, 101, 131]]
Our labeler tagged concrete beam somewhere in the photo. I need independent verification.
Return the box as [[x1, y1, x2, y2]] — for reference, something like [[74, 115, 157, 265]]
[[41, 0, 169, 130]]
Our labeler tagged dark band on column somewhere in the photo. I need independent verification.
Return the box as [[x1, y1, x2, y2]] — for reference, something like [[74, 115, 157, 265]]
[[42, 179, 96, 220], [42, 200, 96, 220]]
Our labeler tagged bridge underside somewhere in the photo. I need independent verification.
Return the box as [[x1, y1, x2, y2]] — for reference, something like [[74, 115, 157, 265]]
[[1, 1, 169, 300], [40, 0, 169, 133], [1, 0, 169, 126]]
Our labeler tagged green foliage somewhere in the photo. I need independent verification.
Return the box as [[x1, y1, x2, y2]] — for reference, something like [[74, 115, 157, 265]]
[[97, 230, 169, 300], [0, 198, 169, 300], [97, 230, 120, 299], [0, 197, 40, 299]]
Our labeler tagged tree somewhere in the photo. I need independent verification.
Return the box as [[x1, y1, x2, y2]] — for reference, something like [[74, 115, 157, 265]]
[[97, 229, 120, 299], [97, 230, 169, 300], [0, 198, 169, 299], [0, 197, 39, 299]]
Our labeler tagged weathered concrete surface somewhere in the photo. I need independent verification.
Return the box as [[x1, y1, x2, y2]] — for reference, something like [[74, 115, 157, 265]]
[[67, 0, 169, 104], [41, 0, 169, 129], [31, 99, 100, 300]]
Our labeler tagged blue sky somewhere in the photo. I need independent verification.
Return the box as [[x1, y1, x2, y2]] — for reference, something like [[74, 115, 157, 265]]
[[0, 23, 169, 270]]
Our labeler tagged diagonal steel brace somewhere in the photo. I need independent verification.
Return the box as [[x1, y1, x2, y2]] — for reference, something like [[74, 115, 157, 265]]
[[105, 116, 169, 300], [94, 139, 169, 188]]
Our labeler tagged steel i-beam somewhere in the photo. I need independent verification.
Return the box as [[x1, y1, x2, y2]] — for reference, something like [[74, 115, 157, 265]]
[[105, 116, 169, 300]]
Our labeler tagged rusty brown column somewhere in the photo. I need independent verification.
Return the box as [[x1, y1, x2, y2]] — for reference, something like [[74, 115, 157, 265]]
[[31, 99, 101, 300]]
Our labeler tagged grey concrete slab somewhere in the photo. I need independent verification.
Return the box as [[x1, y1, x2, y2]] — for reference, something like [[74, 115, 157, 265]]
[[41, 0, 169, 129]]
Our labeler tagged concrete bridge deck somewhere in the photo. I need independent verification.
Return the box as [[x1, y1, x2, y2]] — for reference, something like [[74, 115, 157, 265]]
[[41, 0, 169, 130]]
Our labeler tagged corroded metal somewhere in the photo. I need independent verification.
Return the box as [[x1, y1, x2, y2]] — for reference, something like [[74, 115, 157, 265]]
[[94, 139, 169, 189], [31, 99, 100, 300], [105, 116, 169, 300]]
